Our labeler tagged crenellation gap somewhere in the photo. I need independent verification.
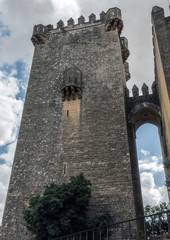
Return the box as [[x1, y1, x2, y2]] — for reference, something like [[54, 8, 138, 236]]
[[32, 8, 124, 34]]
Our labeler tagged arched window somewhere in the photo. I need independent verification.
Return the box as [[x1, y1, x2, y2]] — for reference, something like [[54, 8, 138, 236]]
[[127, 103, 169, 218]]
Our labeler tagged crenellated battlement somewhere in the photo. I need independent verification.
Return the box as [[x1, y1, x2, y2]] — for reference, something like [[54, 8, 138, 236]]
[[31, 7, 130, 84], [33, 24, 53, 36], [31, 24, 53, 46], [126, 81, 158, 98], [125, 81, 160, 132], [31, 7, 124, 46]]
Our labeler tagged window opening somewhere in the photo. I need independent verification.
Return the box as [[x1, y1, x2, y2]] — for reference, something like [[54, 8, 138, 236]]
[[63, 163, 67, 175], [136, 123, 168, 206]]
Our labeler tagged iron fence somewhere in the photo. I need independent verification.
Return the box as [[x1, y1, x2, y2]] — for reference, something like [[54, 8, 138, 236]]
[[54, 210, 170, 240]]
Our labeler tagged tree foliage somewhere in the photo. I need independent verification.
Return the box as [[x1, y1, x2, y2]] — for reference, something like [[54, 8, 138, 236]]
[[24, 174, 112, 240], [144, 202, 170, 215], [144, 203, 170, 237]]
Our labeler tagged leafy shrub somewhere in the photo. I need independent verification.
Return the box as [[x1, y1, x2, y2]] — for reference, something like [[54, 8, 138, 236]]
[[24, 174, 113, 240]]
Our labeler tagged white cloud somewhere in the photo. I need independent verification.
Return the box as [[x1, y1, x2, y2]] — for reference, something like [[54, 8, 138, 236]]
[[0, 164, 11, 190], [0, 0, 81, 67], [141, 149, 150, 156], [51, 0, 80, 19], [0, 141, 17, 166], [139, 150, 167, 206], [141, 172, 168, 206], [151, 156, 159, 162], [0, 70, 19, 97], [0, 164, 11, 224], [0, 203, 4, 225], [0, 70, 23, 146], [0, 70, 21, 224], [139, 159, 163, 173], [139, 155, 163, 173]]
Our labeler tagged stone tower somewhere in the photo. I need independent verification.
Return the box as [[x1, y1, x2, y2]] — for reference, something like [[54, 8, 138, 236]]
[[151, 6, 170, 164], [1, 6, 170, 240]]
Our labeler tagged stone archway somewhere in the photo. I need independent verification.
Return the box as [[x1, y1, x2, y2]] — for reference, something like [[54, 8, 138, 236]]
[[127, 103, 162, 219], [128, 102, 161, 132], [136, 123, 167, 206]]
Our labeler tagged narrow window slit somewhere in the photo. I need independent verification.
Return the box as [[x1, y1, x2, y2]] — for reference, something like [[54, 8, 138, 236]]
[[63, 163, 67, 175], [67, 110, 69, 117]]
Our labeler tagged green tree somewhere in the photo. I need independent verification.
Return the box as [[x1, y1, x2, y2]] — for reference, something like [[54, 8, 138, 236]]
[[24, 174, 112, 240], [144, 203, 170, 237]]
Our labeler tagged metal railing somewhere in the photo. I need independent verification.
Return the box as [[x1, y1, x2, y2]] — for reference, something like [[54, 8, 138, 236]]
[[54, 211, 170, 240]]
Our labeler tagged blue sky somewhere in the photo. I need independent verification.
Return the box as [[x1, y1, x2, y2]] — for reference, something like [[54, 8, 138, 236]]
[[0, 0, 169, 224], [136, 124, 168, 206]]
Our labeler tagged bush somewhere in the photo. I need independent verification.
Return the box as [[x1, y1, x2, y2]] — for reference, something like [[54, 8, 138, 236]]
[[24, 174, 113, 240]]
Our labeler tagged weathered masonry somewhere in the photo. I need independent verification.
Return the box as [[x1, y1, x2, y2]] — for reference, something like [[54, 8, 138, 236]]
[[152, 6, 170, 170], [1, 6, 170, 240]]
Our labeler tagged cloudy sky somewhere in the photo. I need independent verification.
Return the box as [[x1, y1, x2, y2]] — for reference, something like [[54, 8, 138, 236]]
[[0, 0, 169, 224]]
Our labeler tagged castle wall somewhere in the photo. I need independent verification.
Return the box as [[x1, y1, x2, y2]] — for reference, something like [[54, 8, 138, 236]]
[[152, 7, 170, 192], [2, 18, 136, 239], [152, 25, 170, 157]]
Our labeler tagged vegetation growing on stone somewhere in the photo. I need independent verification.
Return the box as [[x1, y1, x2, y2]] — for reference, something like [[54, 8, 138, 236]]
[[24, 173, 113, 240]]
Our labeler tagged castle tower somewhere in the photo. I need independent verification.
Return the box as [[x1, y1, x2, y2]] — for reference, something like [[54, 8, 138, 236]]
[[1, 8, 137, 239], [1, 6, 169, 239], [151, 7, 170, 176]]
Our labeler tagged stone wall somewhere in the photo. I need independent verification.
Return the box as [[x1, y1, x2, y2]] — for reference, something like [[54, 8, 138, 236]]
[[2, 8, 136, 239], [152, 6, 170, 195], [2, 6, 169, 240]]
